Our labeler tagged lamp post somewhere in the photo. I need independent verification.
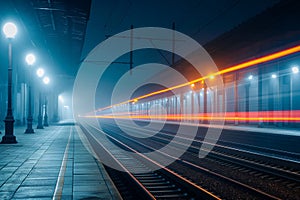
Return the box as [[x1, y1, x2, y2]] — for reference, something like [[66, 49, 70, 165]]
[[25, 53, 36, 134], [43, 76, 50, 126], [1, 22, 17, 144], [58, 95, 64, 121], [36, 68, 44, 129]]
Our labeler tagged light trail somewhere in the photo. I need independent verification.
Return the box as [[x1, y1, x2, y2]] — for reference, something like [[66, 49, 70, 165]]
[[93, 44, 300, 113], [84, 110, 300, 122]]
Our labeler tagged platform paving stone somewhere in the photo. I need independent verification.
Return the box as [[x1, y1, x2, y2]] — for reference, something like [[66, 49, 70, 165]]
[[0, 125, 121, 200]]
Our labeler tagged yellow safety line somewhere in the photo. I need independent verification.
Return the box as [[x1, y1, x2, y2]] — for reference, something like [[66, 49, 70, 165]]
[[52, 127, 73, 200]]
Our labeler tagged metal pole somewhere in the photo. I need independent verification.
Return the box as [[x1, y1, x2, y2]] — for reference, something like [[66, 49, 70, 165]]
[[180, 93, 183, 116], [203, 85, 208, 124], [234, 73, 239, 126], [222, 79, 226, 122], [191, 91, 194, 123], [1, 40, 17, 143], [25, 68, 34, 133], [53, 93, 59, 122], [37, 91, 44, 129], [23, 83, 26, 125], [197, 91, 201, 123], [43, 95, 49, 126], [245, 83, 250, 124], [258, 67, 263, 127]]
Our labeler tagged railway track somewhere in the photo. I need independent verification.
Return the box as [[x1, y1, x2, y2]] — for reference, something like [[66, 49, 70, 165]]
[[101, 122, 283, 199], [117, 120, 300, 183], [102, 120, 300, 199], [79, 122, 220, 200]]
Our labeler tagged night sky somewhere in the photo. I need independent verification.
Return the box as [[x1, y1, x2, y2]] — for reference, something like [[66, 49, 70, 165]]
[[81, 0, 280, 108], [82, 0, 279, 59]]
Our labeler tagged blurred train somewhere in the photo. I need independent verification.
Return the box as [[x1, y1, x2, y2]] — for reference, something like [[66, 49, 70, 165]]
[[95, 45, 300, 128]]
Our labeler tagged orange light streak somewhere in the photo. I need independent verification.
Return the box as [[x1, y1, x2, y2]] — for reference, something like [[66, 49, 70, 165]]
[[84, 110, 300, 123], [84, 115, 300, 122], [95, 45, 300, 112]]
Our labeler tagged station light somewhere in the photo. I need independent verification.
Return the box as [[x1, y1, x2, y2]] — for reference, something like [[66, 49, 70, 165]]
[[248, 75, 253, 80], [133, 99, 138, 103], [59, 95, 64, 103], [190, 83, 195, 88], [209, 75, 215, 80], [43, 76, 50, 84], [271, 74, 277, 79], [292, 66, 299, 74], [3, 22, 17, 38], [36, 68, 44, 78], [25, 53, 36, 66]]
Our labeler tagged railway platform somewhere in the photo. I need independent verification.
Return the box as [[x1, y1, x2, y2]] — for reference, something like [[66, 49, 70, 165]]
[[0, 125, 121, 200]]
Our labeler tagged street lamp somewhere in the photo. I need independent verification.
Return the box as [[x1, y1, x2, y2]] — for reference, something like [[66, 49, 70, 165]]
[[36, 68, 44, 129], [43, 76, 50, 126], [1, 22, 17, 143], [36, 67, 44, 77], [292, 66, 299, 74], [43, 76, 50, 84], [3, 22, 17, 38], [25, 53, 36, 134]]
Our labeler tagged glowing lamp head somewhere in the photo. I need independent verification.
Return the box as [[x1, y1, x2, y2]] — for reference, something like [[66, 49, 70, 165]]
[[292, 66, 299, 74], [209, 75, 215, 80], [43, 76, 50, 85], [271, 74, 277, 79], [25, 53, 36, 65], [36, 68, 44, 78], [3, 22, 17, 39], [248, 75, 253, 80], [59, 95, 64, 103], [190, 83, 195, 88]]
